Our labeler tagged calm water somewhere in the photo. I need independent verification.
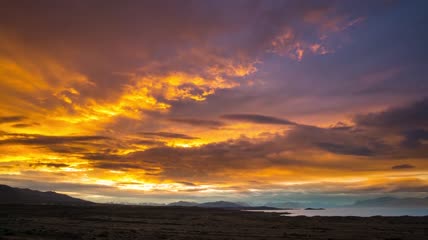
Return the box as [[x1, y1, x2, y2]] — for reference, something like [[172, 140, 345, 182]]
[[247, 208, 428, 217]]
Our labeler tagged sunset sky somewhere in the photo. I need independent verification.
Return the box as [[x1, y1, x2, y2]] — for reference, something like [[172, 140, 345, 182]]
[[1, 0, 427, 206]]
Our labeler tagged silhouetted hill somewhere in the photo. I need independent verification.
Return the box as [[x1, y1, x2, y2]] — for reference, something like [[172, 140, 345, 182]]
[[167, 200, 278, 209], [197, 201, 245, 208], [167, 201, 199, 207], [167, 200, 274, 209], [352, 196, 428, 208], [0, 184, 92, 205]]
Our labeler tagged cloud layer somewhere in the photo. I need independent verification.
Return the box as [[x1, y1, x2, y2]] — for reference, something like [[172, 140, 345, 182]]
[[0, 0, 427, 204]]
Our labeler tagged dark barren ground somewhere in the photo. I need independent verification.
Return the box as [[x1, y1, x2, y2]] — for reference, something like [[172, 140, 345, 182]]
[[0, 205, 427, 240]]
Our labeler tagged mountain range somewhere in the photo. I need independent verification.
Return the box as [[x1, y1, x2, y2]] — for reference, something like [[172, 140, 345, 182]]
[[0, 184, 92, 205], [167, 200, 277, 210], [2, 184, 428, 208]]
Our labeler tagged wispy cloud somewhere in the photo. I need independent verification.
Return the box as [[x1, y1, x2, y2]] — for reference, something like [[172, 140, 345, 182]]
[[168, 118, 224, 128], [139, 132, 198, 140], [220, 114, 296, 125], [392, 164, 415, 170]]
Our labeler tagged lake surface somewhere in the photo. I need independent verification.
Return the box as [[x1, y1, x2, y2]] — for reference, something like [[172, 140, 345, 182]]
[[247, 208, 428, 217]]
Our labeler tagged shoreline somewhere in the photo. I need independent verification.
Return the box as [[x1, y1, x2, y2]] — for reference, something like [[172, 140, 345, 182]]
[[1, 204, 427, 239]]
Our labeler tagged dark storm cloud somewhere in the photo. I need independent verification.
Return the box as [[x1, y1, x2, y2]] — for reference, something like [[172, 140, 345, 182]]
[[392, 164, 415, 170], [401, 129, 428, 148], [285, 124, 386, 156], [351, 98, 428, 153], [317, 142, 374, 156], [220, 114, 296, 125], [354, 98, 428, 129], [0, 116, 26, 124], [139, 132, 198, 140], [168, 118, 224, 128]]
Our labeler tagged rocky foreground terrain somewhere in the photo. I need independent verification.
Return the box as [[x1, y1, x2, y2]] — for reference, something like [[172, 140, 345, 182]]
[[0, 204, 427, 240]]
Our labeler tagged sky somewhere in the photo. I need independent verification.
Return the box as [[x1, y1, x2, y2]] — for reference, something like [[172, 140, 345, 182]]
[[0, 0, 427, 206]]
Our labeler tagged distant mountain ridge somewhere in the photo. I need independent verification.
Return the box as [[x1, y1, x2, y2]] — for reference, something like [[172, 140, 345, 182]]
[[197, 201, 244, 208], [352, 196, 428, 208], [167, 200, 243, 208], [0, 184, 92, 205], [167, 200, 278, 210], [12, 184, 426, 209], [167, 201, 199, 207]]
